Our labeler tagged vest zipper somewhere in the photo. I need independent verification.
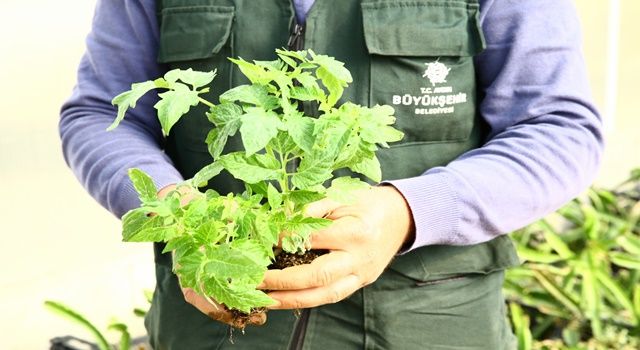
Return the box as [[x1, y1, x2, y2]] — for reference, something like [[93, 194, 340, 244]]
[[287, 19, 311, 350], [287, 22, 305, 51]]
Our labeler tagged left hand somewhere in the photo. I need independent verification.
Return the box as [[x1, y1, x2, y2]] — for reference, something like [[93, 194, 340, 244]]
[[259, 185, 415, 309]]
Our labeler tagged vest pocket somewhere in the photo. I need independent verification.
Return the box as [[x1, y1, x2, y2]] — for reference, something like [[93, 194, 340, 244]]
[[157, 5, 234, 63], [361, 0, 484, 144]]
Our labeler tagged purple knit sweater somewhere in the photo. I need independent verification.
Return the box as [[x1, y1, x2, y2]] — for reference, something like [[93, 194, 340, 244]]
[[59, 0, 603, 251]]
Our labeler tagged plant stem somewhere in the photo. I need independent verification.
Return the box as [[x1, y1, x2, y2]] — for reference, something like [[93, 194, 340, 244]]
[[198, 97, 215, 108]]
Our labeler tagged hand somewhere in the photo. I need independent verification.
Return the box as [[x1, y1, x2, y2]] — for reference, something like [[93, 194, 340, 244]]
[[259, 185, 415, 309], [158, 184, 267, 327]]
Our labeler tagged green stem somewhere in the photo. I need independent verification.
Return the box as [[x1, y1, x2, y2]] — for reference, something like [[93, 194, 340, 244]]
[[198, 97, 215, 108]]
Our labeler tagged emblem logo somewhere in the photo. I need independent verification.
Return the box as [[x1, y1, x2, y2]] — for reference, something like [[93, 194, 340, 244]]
[[422, 61, 451, 86]]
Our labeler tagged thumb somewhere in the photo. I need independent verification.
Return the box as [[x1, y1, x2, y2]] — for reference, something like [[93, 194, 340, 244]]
[[304, 197, 343, 218]]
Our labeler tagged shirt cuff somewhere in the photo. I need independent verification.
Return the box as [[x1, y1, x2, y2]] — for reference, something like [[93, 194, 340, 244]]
[[383, 172, 461, 253]]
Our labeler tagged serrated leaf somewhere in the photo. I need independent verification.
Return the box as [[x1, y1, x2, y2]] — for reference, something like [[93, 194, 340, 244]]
[[175, 251, 205, 288], [204, 243, 265, 284], [128, 168, 158, 203], [122, 209, 174, 242], [205, 128, 226, 160], [285, 114, 315, 154], [350, 155, 381, 183], [267, 183, 282, 209], [219, 153, 280, 184], [154, 84, 200, 136], [108, 78, 167, 131], [230, 239, 273, 267], [275, 48, 308, 62], [291, 152, 333, 189], [294, 71, 320, 91], [191, 162, 223, 188], [311, 52, 352, 109], [219, 84, 279, 110], [287, 190, 326, 211], [164, 68, 216, 89], [282, 216, 332, 253], [207, 102, 243, 130], [290, 86, 324, 102], [203, 275, 274, 313], [240, 108, 280, 156], [277, 53, 298, 68], [326, 177, 370, 204], [229, 57, 270, 85]]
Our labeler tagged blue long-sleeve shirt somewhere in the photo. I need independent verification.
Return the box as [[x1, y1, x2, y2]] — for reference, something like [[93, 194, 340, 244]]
[[59, 0, 603, 251]]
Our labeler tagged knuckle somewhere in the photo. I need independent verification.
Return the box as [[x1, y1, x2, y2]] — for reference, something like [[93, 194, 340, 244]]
[[291, 298, 307, 310], [311, 268, 333, 287]]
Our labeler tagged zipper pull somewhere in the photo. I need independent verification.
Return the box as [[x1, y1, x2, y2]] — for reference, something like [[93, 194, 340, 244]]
[[287, 23, 305, 50]]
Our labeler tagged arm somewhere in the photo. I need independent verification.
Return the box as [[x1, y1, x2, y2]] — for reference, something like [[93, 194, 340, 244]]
[[388, 0, 604, 249], [59, 0, 183, 218], [61, 0, 266, 326], [261, 0, 604, 308]]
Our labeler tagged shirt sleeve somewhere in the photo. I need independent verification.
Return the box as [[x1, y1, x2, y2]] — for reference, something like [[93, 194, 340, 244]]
[[59, 0, 184, 218], [387, 0, 604, 250]]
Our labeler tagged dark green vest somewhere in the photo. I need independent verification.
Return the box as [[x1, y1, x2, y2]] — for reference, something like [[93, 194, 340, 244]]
[[147, 1, 519, 348]]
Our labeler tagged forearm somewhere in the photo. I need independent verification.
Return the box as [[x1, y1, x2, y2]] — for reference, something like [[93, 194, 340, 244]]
[[59, 0, 183, 218], [388, 0, 604, 249]]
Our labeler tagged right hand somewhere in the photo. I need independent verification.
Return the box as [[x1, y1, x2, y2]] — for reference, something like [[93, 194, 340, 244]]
[[158, 184, 267, 327]]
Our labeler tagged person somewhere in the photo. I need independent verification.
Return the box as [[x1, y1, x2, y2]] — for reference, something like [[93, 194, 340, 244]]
[[60, 0, 603, 348]]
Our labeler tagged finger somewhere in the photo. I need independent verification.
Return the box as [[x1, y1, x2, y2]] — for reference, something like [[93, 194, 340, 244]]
[[267, 274, 361, 309], [309, 216, 371, 250], [304, 198, 344, 218], [259, 251, 354, 290]]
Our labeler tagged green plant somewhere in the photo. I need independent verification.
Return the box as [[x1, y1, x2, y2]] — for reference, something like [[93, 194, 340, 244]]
[[108, 49, 403, 315], [44, 300, 131, 350], [505, 169, 640, 348]]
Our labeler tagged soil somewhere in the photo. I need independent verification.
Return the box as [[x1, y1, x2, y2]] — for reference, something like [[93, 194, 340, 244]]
[[227, 249, 328, 329], [268, 249, 328, 270]]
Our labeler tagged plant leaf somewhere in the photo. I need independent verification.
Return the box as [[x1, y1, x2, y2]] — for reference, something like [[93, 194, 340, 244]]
[[349, 155, 382, 183], [154, 83, 200, 136], [240, 108, 281, 156], [108, 78, 167, 131], [219, 84, 279, 110], [285, 113, 316, 154], [326, 177, 370, 203], [164, 68, 216, 89], [267, 183, 282, 209], [128, 168, 158, 204], [44, 301, 111, 350], [190, 162, 224, 188], [219, 153, 280, 184], [107, 322, 131, 350], [122, 208, 170, 242]]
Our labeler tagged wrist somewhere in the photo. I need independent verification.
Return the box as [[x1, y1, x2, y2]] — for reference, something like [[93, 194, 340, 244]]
[[377, 185, 416, 250]]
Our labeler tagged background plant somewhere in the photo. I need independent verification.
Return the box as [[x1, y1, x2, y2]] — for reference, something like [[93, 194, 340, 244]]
[[505, 169, 640, 349], [108, 49, 403, 314], [45, 300, 133, 350]]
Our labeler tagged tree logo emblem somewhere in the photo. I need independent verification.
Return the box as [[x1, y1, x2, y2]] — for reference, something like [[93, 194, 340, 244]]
[[422, 61, 451, 86]]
